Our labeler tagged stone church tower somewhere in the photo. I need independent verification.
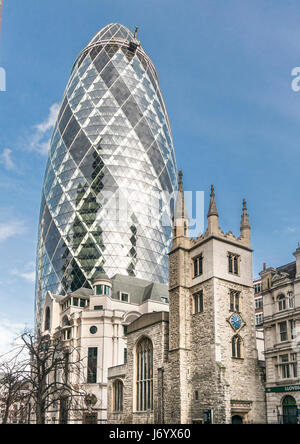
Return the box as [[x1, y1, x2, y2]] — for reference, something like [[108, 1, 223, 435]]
[[165, 176, 266, 424], [107, 174, 266, 424]]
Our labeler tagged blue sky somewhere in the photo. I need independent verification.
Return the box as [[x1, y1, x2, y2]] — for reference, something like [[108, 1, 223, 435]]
[[1, 0, 300, 349]]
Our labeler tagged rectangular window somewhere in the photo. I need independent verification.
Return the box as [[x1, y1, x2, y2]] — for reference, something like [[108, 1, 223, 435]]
[[123, 326, 128, 336], [73, 297, 79, 306], [80, 299, 86, 307], [87, 347, 98, 383], [254, 283, 262, 294], [121, 293, 129, 302], [255, 298, 263, 309], [96, 285, 103, 295], [290, 320, 296, 340], [255, 313, 263, 326], [288, 292, 294, 309], [281, 363, 290, 379], [124, 348, 127, 364], [193, 291, 203, 314], [279, 322, 288, 342], [94, 305, 103, 311]]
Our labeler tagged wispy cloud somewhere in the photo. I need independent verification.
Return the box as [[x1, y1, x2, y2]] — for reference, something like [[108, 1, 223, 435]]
[[286, 227, 297, 233], [0, 148, 14, 170], [11, 269, 35, 283], [0, 320, 26, 357], [0, 220, 26, 242], [28, 103, 59, 155]]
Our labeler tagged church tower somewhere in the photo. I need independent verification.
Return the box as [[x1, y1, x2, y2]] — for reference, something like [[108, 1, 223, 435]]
[[166, 183, 266, 424]]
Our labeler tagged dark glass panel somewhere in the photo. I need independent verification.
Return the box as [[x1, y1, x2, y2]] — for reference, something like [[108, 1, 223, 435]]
[[93, 50, 110, 73], [59, 103, 72, 135], [90, 45, 103, 60], [69, 130, 91, 165], [147, 142, 164, 176], [122, 96, 143, 127], [109, 77, 131, 107], [100, 61, 120, 88], [135, 118, 155, 150], [44, 221, 60, 260], [62, 116, 81, 149]]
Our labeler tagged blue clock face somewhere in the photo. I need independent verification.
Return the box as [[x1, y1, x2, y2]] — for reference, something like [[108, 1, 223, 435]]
[[230, 314, 242, 330]]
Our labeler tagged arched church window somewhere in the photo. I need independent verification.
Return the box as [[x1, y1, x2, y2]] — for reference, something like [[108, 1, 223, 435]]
[[113, 380, 124, 412], [136, 337, 153, 412], [232, 335, 243, 359]]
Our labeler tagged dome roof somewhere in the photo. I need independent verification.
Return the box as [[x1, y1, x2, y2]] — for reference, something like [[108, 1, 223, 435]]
[[92, 272, 111, 284], [89, 23, 134, 46]]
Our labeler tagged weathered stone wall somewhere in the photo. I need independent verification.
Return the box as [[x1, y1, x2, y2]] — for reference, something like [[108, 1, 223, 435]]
[[107, 317, 169, 424]]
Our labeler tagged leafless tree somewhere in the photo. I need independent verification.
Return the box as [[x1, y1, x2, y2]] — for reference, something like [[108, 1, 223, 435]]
[[19, 329, 88, 425], [0, 351, 28, 424]]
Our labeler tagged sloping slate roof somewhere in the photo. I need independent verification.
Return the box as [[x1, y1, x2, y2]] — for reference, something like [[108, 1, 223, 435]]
[[111, 274, 168, 304], [276, 261, 296, 279], [69, 288, 93, 298]]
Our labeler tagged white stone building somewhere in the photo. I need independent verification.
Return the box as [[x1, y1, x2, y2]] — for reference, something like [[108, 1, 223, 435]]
[[260, 249, 300, 424], [40, 272, 169, 424]]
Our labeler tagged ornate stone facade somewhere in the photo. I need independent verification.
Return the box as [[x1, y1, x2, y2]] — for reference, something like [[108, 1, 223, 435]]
[[107, 177, 266, 424], [260, 250, 300, 424]]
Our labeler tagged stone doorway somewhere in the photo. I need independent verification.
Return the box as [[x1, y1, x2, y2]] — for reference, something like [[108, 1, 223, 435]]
[[232, 415, 243, 424]]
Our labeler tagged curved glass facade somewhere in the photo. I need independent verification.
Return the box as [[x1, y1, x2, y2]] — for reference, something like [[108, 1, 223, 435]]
[[35, 23, 177, 322]]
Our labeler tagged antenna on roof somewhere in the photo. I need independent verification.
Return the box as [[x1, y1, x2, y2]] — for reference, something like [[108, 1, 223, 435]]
[[129, 25, 140, 53], [133, 25, 139, 39]]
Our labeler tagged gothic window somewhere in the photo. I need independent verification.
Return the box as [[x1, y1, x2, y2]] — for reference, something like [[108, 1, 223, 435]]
[[228, 254, 233, 273], [230, 290, 240, 312], [278, 294, 286, 311], [193, 255, 203, 278], [113, 380, 123, 412], [193, 291, 203, 314], [136, 337, 153, 412], [232, 335, 243, 358], [45, 307, 51, 331], [228, 253, 239, 275]]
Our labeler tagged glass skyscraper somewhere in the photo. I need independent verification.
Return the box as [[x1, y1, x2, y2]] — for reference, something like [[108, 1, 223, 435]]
[[35, 23, 177, 322]]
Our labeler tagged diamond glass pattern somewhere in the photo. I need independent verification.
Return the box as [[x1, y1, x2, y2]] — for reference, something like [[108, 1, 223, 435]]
[[35, 23, 177, 324]]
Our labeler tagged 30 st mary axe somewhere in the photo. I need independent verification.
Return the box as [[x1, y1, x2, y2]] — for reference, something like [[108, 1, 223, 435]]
[[35, 23, 177, 322]]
